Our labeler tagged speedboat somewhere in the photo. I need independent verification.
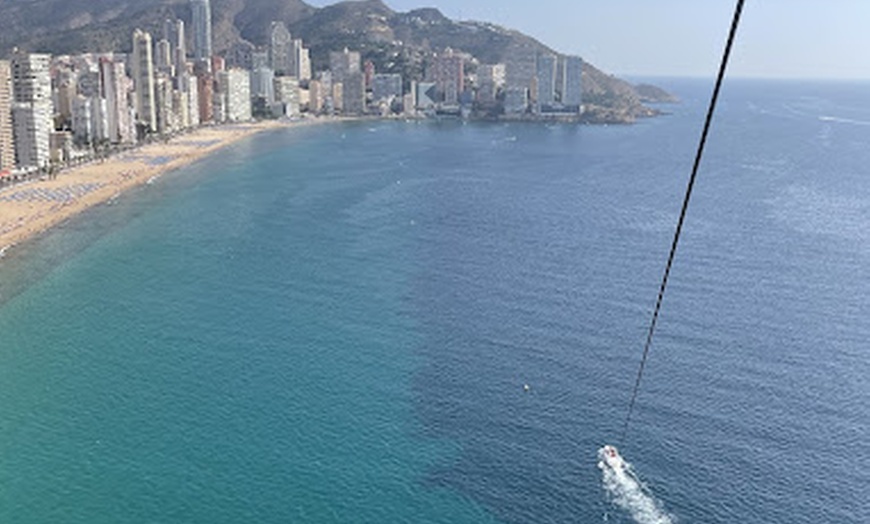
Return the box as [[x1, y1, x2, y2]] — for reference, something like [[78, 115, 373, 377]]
[[599, 445, 626, 472]]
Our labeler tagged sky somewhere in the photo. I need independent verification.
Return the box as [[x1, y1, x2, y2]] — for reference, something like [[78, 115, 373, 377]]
[[308, 0, 870, 79]]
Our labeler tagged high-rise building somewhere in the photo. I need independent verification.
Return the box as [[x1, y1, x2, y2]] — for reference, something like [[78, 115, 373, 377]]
[[250, 65, 275, 106], [477, 63, 506, 104], [0, 60, 15, 171], [562, 56, 583, 111], [156, 39, 174, 75], [364, 60, 375, 89], [164, 18, 187, 71], [504, 87, 529, 115], [430, 48, 464, 105], [342, 73, 365, 115], [332, 82, 343, 113], [536, 53, 557, 107], [273, 76, 300, 117], [372, 74, 402, 103], [11, 52, 52, 168], [163, 19, 177, 61], [100, 57, 133, 143], [252, 51, 269, 71], [191, 0, 213, 63], [308, 80, 323, 113], [269, 22, 293, 76], [297, 44, 311, 81], [217, 69, 252, 122], [186, 74, 200, 128], [91, 97, 110, 142], [505, 46, 536, 93], [196, 72, 213, 123], [132, 29, 157, 132], [154, 73, 175, 134], [172, 89, 188, 131], [329, 48, 361, 84], [77, 70, 101, 102], [11, 52, 52, 105], [55, 80, 77, 125], [175, 20, 187, 70]]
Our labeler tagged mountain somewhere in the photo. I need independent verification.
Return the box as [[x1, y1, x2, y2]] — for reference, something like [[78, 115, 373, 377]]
[[0, 0, 672, 122]]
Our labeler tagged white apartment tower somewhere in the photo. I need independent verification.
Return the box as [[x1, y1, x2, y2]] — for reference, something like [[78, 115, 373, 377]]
[[100, 57, 134, 144], [562, 56, 583, 110], [536, 53, 558, 106], [218, 69, 252, 122], [10, 52, 52, 169], [132, 29, 158, 132], [0, 60, 15, 171], [296, 43, 312, 81]]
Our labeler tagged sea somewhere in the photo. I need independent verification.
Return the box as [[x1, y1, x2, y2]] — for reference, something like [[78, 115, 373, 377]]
[[0, 79, 868, 524]]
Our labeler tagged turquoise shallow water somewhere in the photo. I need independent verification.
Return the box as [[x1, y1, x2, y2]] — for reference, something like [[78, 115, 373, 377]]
[[1, 80, 868, 523]]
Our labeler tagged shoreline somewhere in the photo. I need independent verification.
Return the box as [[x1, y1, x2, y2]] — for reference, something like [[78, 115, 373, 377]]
[[0, 118, 336, 257]]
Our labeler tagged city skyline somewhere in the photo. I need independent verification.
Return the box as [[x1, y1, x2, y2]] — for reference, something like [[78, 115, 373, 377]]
[[0, 0, 592, 178], [308, 0, 870, 80]]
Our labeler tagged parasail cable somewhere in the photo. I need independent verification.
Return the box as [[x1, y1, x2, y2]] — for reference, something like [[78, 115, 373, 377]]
[[619, 0, 747, 446]]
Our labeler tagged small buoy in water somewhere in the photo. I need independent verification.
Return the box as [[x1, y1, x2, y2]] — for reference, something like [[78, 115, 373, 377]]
[[523, 384, 530, 392]]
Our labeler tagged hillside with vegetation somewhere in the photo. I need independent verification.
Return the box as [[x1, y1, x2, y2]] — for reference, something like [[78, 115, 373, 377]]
[[0, 0, 675, 122]]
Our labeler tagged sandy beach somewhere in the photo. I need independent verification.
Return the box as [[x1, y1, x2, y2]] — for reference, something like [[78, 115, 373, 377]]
[[0, 119, 322, 254]]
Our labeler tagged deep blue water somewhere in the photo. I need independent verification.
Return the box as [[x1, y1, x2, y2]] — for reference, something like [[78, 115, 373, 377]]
[[0, 79, 868, 523]]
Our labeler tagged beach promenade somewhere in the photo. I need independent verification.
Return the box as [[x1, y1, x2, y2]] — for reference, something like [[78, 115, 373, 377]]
[[0, 120, 304, 253]]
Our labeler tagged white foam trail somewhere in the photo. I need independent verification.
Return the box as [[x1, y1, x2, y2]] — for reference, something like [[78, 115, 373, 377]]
[[819, 115, 870, 126], [598, 446, 674, 524]]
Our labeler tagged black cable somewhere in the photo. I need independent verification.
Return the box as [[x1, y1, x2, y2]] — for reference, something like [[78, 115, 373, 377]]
[[619, 0, 746, 446]]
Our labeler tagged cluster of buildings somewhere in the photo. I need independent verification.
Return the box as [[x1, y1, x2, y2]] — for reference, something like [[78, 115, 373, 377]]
[[307, 45, 584, 121], [0, 0, 584, 180], [0, 0, 312, 179]]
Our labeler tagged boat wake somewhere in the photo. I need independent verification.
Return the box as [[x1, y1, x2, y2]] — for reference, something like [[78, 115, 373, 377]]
[[819, 115, 870, 127], [598, 446, 674, 524]]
